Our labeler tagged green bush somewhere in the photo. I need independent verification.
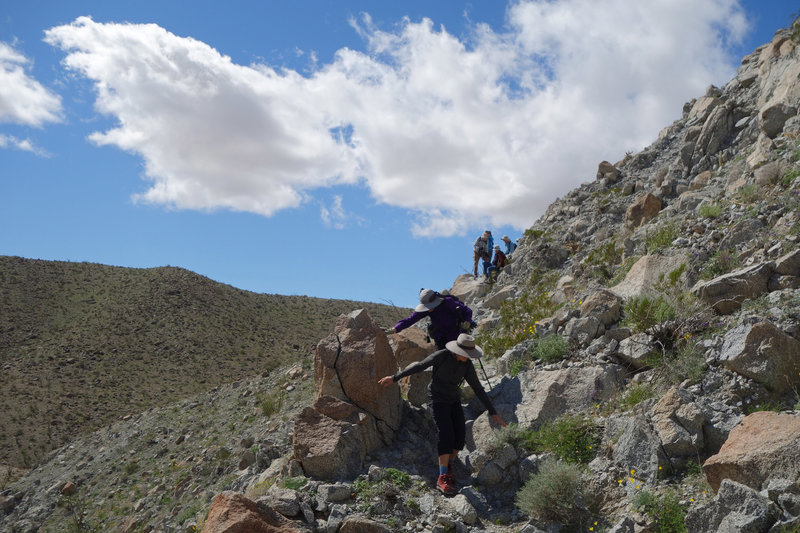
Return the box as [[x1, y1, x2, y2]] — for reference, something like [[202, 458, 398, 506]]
[[623, 295, 676, 333], [585, 240, 622, 281], [257, 391, 284, 418], [617, 383, 656, 410], [524, 414, 600, 464], [782, 168, 800, 188], [699, 248, 741, 280], [697, 203, 723, 219], [645, 223, 679, 254], [736, 183, 760, 204], [515, 460, 585, 524], [281, 476, 308, 490], [634, 489, 687, 533], [475, 269, 559, 358], [527, 334, 569, 363]]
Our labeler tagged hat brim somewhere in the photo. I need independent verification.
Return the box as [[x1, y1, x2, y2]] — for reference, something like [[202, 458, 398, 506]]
[[415, 297, 443, 313], [445, 339, 483, 359]]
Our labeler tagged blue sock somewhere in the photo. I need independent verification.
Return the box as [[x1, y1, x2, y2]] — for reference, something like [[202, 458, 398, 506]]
[[439, 465, 448, 476]]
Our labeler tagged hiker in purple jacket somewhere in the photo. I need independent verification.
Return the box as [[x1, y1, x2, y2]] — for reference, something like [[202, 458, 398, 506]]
[[390, 289, 474, 349]]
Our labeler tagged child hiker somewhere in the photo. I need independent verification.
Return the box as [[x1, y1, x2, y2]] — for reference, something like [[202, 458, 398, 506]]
[[378, 333, 506, 496]]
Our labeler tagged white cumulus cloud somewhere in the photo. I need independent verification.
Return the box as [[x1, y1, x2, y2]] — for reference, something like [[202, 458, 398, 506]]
[[44, 1, 749, 235], [0, 42, 62, 151]]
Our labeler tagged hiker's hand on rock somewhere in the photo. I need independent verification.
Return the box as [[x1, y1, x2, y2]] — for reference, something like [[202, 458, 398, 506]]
[[378, 376, 394, 387], [491, 414, 507, 427]]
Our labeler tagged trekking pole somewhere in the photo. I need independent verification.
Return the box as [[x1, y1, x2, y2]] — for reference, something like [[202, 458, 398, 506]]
[[477, 359, 493, 391]]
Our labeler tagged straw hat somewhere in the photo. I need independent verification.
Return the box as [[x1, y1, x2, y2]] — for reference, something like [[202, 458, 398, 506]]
[[445, 333, 483, 359]]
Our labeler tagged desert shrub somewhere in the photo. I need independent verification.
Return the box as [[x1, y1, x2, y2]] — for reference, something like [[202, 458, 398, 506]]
[[617, 383, 656, 410], [623, 295, 676, 333], [657, 340, 706, 386], [516, 460, 585, 524], [527, 334, 569, 363], [475, 269, 559, 358], [584, 240, 622, 281], [699, 248, 741, 280], [782, 167, 800, 188], [281, 476, 308, 490], [524, 414, 600, 464], [697, 203, 723, 219], [736, 183, 760, 204], [257, 391, 284, 418], [634, 489, 687, 533], [645, 223, 679, 254]]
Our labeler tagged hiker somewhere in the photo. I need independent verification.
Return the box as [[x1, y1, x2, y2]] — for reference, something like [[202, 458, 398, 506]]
[[472, 232, 490, 277], [501, 235, 517, 256], [486, 245, 506, 278], [390, 289, 474, 349], [378, 333, 506, 496], [486, 230, 494, 254]]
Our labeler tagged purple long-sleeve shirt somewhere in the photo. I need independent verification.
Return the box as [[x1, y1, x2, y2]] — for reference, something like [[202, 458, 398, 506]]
[[394, 296, 473, 348]]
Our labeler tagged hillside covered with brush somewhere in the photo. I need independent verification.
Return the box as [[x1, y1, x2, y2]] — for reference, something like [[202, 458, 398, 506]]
[[0, 256, 408, 469]]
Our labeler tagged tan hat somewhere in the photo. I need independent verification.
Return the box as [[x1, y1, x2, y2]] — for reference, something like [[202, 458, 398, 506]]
[[502, 235, 510, 241], [415, 289, 443, 312], [445, 333, 484, 359]]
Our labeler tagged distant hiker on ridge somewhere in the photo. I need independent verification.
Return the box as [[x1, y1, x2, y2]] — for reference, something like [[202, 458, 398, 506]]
[[501, 235, 517, 257], [486, 245, 506, 279], [378, 333, 506, 496], [472, 231, 490, 278], [389, 289, 474, 350]]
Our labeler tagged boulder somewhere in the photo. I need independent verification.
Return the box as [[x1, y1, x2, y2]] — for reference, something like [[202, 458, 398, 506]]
[[610, 254, 689, 299], [718, 321, 800, 395], [703, 412, 800, 492], [775, 248, 800, 276], [449, 273, 491, 304], [687, 96, 721, 123], [339, 516, 393, 533], [291, 407, 365, 481], [606, 414, 667, 483], [718, 218, 764, 251], [624, 193, 662, 229], [597, 160, 621, 182], [694, 104, 734, 157], [201, 491, 302, 533], [650, 388, 705, 458], [615, 333, 656, 369], [484, 285, 516, 310], [580, 290, 622, 328], [314, 309, 402, 432], [469, 365, 625, 450], [391, 327, 434, 407], [684, 479, 780, 533], [692, 262, 774, 315], [760, 102, 798, 138], [562, 316, 603, 346]]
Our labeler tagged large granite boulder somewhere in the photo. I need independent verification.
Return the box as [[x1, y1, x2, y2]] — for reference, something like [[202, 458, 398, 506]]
[[293, 309, 403, 480], [718, 321, 800, 395], [650, 388, 705, 458], [685, 479, 780, 533], [625, 193, 662, 229], [201, 491, 304, 533], [703, 412, 800, 492], [692, 262, 774, 315], [314, 309, 402, 431]]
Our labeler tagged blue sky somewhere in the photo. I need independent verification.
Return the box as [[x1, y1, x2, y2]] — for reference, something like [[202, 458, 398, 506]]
[[1, 1, 797, 309]]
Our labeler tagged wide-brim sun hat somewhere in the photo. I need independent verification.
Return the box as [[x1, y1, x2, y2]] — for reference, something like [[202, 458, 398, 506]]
[[446, 333, 484, 359], [415, 288, 444, 312]]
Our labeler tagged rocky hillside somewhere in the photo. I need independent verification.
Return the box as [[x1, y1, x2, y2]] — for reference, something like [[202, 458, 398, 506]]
[[0, 256, 408, 469], [3, 21, 800, 533]]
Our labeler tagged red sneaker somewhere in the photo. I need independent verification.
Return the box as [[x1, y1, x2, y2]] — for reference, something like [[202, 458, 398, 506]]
[[437, 474, 457, 496]]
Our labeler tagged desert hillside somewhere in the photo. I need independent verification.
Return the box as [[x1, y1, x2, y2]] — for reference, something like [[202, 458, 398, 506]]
[[0, 256, 408, 468]]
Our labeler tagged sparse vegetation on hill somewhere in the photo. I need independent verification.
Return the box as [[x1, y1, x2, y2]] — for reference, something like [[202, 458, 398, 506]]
[[0, 256, 408, 469]]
